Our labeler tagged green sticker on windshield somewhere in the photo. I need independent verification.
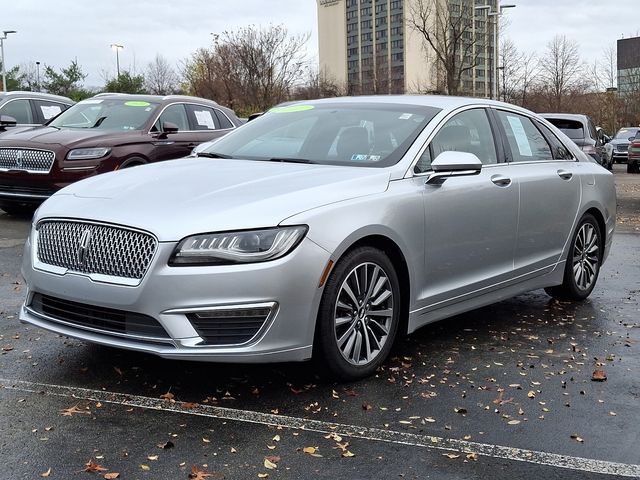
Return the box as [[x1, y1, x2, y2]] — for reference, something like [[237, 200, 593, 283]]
[[269, 105, 314, 113], [124, 101, 151, 107]]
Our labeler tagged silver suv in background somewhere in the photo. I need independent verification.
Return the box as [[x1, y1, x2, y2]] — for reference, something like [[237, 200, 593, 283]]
[[0, 91, 74, 132], [610, 127, 640, 164]]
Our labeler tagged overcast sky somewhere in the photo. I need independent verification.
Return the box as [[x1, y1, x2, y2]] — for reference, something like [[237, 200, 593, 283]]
[[2, 0, 639, 88]]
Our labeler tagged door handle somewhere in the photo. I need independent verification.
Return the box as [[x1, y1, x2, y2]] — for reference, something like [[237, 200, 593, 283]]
[[557, 169, 573, 180], [491, 174, 511, 187]]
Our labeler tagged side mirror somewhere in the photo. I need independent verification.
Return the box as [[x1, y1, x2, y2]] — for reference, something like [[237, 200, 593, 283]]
[[0, 115, 17, 131], [629, 136, 636, 142], [426, 151, 483, 184], [162, 121, 179, 134]]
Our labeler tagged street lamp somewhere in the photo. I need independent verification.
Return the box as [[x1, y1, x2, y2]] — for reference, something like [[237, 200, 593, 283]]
[[110, 43, 124, 78], [472, 5, 491, 97], [35, 61, 40, 92], [1, 30, 17, 92], [488, 2, 516, 100]]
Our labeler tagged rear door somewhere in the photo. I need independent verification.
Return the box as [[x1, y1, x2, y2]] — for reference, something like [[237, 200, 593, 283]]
[[185, 104, 234, 145], [493, 109, 581, 278]]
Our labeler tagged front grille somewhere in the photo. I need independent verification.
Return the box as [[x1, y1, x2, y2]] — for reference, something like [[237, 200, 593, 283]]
[[617, 144, 629, 152], [37, 220, 157, 280], [30, 293, 170, 339], [187, 306, 273, 345], [0, 148, 55, 173]]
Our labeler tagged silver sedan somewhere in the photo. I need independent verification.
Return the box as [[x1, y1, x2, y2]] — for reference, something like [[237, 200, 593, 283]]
[[19, 96, 616, 380]]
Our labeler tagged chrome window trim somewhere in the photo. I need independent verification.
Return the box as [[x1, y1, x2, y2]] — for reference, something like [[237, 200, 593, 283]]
[[0, 147, 56, 174]]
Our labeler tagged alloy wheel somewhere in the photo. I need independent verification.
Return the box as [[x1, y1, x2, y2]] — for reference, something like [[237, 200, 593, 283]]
[[572, 223, 599, 291], [333, 262, 394, 366]]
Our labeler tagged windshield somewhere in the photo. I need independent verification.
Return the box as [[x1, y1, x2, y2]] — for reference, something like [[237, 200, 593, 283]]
[[615, 127, 640, 139], [49, 98, 160, 130], [201, 102, 441, 167]]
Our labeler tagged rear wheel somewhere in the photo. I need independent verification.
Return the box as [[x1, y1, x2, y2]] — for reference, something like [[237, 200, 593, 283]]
[[545, 214, 602, 301], [315, 246, 400, 381]]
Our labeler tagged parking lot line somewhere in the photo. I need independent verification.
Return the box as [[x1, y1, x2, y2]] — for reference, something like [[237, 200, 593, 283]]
[[2, 377, 638, 478]]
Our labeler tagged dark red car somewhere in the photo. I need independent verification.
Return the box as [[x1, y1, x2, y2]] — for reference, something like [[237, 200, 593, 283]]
[[0, 94, 242, 215]]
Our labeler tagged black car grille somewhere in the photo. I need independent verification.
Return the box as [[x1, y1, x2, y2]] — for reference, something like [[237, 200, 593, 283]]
[[616, 144, 629, 152], [0, 148, 55, 173], [187, 306, 273, 345], [37, 220, 157, 281], [30, 293, 170, 339]]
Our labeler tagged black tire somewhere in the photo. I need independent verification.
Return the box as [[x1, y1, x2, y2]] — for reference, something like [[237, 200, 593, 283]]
[[314, 246, 401, 381], [545, 214, 602, 301], [0, 203, 37, 217]]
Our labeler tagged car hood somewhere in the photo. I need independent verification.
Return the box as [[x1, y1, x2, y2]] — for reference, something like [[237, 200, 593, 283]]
[[610, 138, 631, 146], [0, 126, 143, 148], [36, 158, 391, 241]]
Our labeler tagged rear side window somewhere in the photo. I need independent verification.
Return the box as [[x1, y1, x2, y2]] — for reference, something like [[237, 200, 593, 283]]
[[33, 100, 67, 122], [537, 122, 574, 160], [0, 99, 33, 124], [497, 111, 552, 162], [186, 105, 219, 130]]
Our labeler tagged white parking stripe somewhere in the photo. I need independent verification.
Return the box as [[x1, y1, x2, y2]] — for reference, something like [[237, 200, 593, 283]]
[[2, 378, 638, 478]]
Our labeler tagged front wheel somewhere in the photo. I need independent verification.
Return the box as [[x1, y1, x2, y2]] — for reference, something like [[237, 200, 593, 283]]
[[314, 247, 401, 381], [545, 214, 602, 301]]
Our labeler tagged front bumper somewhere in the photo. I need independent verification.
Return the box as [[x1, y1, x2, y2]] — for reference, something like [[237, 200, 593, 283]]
[[20, 234, 331, 363]]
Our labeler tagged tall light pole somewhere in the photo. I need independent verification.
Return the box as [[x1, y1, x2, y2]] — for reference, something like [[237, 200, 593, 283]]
[[35, 61, 40, 92], [488, 3, 516, 100], [1, 30, 17, 92], [472, 5, 491, 97], [110, 43, 124, 78]]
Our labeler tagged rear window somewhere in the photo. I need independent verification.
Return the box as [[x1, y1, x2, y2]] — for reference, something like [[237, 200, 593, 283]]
[[545, 119, 584, 140]]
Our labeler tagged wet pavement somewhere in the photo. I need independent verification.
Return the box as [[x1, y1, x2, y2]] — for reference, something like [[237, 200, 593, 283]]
[[0, 166, 639, 479]]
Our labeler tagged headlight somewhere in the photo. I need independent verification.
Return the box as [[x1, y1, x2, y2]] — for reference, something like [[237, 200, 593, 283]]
[[169, 226, 308, 266], [66, 147, 111, 160]]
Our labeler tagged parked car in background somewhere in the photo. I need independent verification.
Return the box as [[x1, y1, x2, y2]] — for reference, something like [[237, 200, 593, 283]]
[[610, 127, 640, 164], [540, 113, 608, 168], [19, 96, 616, 380], [0, 91, 74, 132], [0, 94, 242, 215], [628, 130, 640, 173]]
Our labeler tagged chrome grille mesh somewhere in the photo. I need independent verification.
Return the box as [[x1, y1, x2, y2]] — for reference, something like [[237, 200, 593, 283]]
[[0, 148, 55, 173], [37, 221, 157, 280]]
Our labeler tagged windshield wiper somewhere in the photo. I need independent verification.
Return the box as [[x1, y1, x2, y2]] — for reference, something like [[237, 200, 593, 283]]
[[269, 157, 315, 164], [197, 152, 234, 159]]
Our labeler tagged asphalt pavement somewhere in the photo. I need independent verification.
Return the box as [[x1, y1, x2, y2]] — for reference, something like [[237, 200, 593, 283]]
[[0, 165, 638, 480]]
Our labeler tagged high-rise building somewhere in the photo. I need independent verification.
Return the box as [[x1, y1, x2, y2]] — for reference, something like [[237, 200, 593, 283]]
[[617, 36, 640, 96], [317, 0, 498, 96]]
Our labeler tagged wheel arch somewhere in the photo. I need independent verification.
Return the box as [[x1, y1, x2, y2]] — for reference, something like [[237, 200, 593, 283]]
[[119, 155, 149, 169]]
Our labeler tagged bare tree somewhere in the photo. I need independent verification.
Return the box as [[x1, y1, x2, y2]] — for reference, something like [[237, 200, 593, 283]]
[[145, 54, 179, 95], [407, 0, 479, 95], [538, 35, 584, 110], [499, 38, 523, 103]]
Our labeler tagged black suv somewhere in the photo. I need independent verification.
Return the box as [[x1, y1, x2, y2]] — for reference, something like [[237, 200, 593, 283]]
[[540, 113, 609, 169], [0, 91, 74, 132]]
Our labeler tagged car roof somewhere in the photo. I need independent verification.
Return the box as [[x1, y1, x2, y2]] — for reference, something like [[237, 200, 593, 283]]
[[91, 93, 221, 105], [539, 113, 588, 123], [284, 94, 539, 115], [0, 91, 74, 103]]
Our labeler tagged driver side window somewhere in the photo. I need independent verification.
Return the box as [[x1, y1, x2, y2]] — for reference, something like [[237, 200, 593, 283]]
[[154, 104, 189, 132], [415, 108, 497, 174]]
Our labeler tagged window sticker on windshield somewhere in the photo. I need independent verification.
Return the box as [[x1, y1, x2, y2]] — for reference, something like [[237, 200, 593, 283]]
[[506, 116, 533, 157], [79, 99, 103, 104], [40, 105, 62, 120], [194, 110, 215, 129], [351, 154, 381, 162], [269, 105, 314, 114], [399, 113, 413, 120], [124, 101, 151, 107]]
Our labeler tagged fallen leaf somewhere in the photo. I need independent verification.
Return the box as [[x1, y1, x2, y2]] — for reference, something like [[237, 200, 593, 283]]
[[302, 446, 317, 455], [570, 434, 584, 443], [104, 474, 120, 479], [466, 453, 479, 461], [272, 435, 280, 442], [591, 370, 607, 382], [442, 453, 460, 459], [157, 440, 174, 449], [342, 450, 355, 458], [507, 420, 521, 425], [61, 404, 91, 417], [160, 391, 175, 401], [454, 407, 467, 415], [147, 455, 159, 461], [264, 457, 278, 470], [258, 474, 269, 479], [527, 391, 536, 399], [202, 437, 211, 443], [140, 464, 150, 471], [81, 460, 108, 473], [182, 402, 199, 409], [40, 468, 51, 477], [230, 447, 237, 453], [188, 465, 219, 479]]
